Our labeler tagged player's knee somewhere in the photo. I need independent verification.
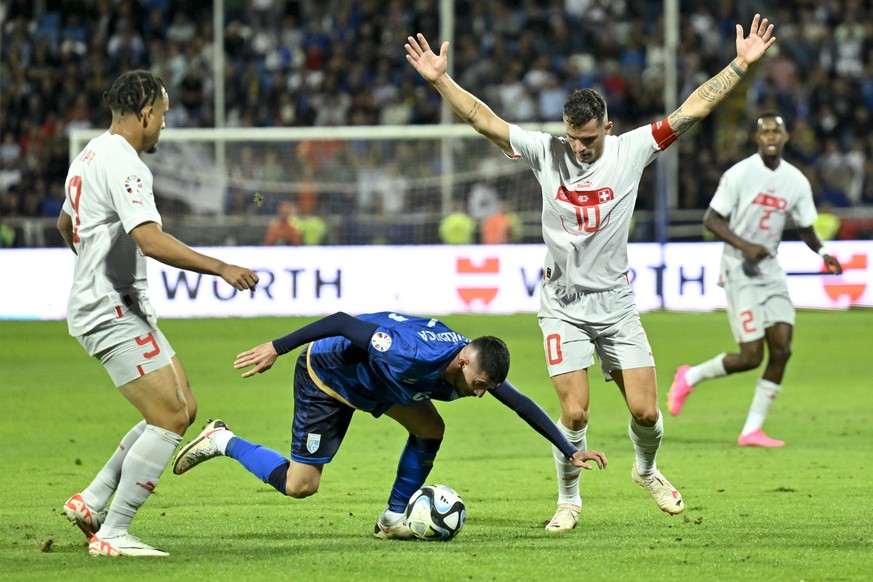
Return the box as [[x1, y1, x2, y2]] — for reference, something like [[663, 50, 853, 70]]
[[284, 481, 319, 498], [769, 344, 791, 366], [633, 408, 660, 426], [563, 405, 589, 427], [736, 348, 764, 371], [413, 415, 445, 440]]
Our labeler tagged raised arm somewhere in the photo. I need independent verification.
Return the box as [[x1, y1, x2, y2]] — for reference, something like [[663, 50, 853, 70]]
[[405, 33, 511, 154], [667, 14, 776, 138]]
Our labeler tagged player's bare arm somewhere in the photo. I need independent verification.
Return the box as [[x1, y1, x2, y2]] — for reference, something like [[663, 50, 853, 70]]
[[667, 14, 776, 138], [130, 222, 259, 291], [405, 33, 511, 153], [234, 341, 280, 378], [703, 208, 770, 262], [797, 225, 843, 275], [56, 209, 76, 254], [571, 449, 607, 470]]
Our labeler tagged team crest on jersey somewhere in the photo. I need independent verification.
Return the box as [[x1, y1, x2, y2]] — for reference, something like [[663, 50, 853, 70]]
[[306, 433, 321, 453], [371, 332, 392, 352]]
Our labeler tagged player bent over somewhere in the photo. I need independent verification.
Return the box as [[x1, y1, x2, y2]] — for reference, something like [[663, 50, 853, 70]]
[[173, 311, 606, 538]]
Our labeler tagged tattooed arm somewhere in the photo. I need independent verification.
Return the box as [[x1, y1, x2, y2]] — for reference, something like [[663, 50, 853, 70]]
[[667, 14, 776, 137], [406, 33, 512, 153]]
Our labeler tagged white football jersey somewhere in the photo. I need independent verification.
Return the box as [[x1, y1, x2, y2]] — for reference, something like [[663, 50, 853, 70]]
[[62, 131, 162, 336], [709, 153, 817, 284], [509, 122, 669, 291]]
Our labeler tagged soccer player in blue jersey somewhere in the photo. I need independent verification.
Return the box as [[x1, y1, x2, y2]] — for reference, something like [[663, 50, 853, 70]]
[[173, 311, 607, 538]]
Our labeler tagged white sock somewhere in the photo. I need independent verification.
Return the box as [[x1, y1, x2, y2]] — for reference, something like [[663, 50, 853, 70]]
[[686, 353, 728, 387], [212, 429, 235, 454], [552, 420, 586, 507], [82, 421, 147, 511], [629, 412, 663, 476], [741, 378, 781, 435], [98, 424, 181, 537]]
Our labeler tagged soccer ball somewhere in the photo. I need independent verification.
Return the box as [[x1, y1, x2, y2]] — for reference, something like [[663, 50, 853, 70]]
[[404, 484, 466, 541]]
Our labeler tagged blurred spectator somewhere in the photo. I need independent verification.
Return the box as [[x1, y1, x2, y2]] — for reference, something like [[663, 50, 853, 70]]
[[264, 200, 302, 246], [3, 1, 873, 249], [439, 203, 476, 245], [815, 202, 841, 241], [480, 201, 521, 245]]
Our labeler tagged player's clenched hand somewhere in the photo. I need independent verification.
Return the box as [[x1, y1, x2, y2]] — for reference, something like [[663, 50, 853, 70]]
[[234, 341, 279, 378], [741, 242, 771, 263], [405, 33, 448, 84], [570, 449, 607, 470], [220, 264, 259, 291], [823, 254, 842, 275]]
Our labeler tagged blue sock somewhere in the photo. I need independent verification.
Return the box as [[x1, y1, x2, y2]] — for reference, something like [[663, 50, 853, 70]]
[[386, 436, 442, 513], [226, 436, 290, 494]]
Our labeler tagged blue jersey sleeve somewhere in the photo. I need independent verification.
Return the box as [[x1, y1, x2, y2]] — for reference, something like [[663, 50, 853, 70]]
[[490, 381, 577, 460], [272, 312, 377, 355]]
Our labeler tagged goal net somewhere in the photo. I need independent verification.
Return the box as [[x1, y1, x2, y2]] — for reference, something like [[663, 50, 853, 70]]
[[70, 123, 563, 246]]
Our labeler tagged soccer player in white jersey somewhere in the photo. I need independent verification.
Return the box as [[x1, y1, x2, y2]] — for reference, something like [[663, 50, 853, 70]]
[[668, 113, 842, 447], [406, 14, 776, 530], [57, 70, 259, 557]]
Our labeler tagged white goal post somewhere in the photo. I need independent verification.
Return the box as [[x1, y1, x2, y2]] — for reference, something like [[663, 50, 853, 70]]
[[69, 123, 565, 246]]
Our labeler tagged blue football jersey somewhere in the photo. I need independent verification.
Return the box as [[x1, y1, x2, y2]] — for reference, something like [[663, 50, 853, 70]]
[[307, 312, 469, 416]]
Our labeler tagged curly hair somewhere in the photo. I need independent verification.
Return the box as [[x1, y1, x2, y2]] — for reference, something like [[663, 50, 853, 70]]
[[103, 70, 166, 119], [562, 89, 608, 128]]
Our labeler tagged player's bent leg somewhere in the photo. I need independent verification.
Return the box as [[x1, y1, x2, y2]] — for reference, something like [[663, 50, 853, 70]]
[[375, 403, 443, 540], [170, 356, 198, 429], [284, 461, 323, 498]]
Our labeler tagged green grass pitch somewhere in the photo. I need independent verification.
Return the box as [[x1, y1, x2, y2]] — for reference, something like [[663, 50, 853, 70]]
[[1, 310, 871, 581]]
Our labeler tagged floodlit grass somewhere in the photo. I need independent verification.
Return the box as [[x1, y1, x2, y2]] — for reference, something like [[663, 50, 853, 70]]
[[1, 311, 871, 581]]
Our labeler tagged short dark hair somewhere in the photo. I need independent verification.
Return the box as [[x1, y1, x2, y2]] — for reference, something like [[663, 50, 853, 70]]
[[756, 111, 786, 131], [469, 336, 510, 385], [563, 89, 608, 128], [103, 70, 166, 119]]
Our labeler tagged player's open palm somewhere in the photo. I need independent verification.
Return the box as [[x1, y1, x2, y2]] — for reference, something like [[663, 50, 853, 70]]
[[235, 341, 279, 378], [735, 13, 776, 65], [405, 33, 448, 83]]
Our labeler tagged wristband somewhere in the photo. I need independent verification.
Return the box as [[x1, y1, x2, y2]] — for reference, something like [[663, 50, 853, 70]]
[[817, 247, 829, 257], [730, 62, 746, 78]]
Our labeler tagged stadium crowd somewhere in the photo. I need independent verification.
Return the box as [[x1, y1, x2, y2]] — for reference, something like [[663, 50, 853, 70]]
[[2, 0, 873, 247]]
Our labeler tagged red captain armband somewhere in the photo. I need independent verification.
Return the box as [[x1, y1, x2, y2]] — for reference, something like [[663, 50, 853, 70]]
[[651, 117, 678, 151]]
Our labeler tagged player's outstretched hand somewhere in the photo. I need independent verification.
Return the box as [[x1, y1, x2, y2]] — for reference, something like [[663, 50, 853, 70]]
[[735, 13, 776, 65], [220, 264, 259, 291], [823, 254, 842, 275], [234, 341, 279, 378], [571, 449, 607, 470], [405, 33, 449, 84]]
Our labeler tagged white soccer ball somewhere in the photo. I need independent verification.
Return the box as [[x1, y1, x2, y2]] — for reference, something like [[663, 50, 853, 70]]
[[404, 484, 466, 541]]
